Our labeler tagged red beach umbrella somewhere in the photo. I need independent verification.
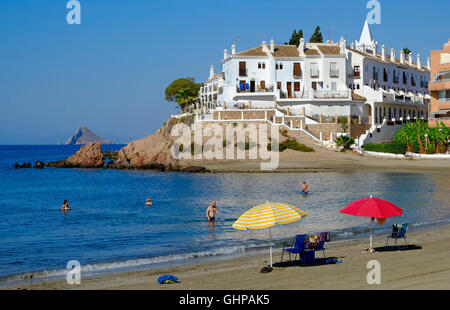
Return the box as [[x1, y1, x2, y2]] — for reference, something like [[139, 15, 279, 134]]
[[339, 196, 403, 253]]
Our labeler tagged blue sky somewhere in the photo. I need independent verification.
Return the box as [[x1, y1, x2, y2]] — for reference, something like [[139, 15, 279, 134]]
[[0, 0, 448, 144]]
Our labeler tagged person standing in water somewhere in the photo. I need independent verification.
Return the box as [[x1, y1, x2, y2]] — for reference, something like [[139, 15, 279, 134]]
[[206, 200, 218, 222], [301, 181, 309, 194], [61, 200, 70, 212], [145, 198, 152, 206]]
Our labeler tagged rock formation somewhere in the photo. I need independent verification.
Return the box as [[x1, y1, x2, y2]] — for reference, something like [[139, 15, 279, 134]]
[[46, 143, 105, 168], [66, 127, 114, 145]]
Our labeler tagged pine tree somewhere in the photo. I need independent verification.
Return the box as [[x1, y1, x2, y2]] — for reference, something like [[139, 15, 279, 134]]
[[288, 29, 304, 47], [309, 26, 323, 43]]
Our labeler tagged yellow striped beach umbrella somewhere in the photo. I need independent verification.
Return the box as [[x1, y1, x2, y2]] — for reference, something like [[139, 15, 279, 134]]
[[232, 202, 307, 267]]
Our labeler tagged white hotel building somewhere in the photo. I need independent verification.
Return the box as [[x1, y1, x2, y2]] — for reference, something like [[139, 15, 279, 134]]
[[198, 21, 430, 131]]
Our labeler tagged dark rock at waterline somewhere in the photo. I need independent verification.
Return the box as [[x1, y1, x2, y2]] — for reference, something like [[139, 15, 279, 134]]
[[14, 162, 32, 169], [33, 161, 45, 169]]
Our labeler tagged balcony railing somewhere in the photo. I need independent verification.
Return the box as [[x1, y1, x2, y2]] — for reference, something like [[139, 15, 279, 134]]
[[313, 90, 351, 99], [310, 70, 320, 78], [330, 69, 339, 78]]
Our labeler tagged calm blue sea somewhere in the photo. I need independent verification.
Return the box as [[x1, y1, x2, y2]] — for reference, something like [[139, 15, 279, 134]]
[[0, 145, 449, 282]]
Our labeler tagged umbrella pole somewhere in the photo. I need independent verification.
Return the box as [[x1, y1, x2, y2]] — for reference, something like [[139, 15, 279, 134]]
[[370, 217, 374, 253], [269, 227, 273, 267]]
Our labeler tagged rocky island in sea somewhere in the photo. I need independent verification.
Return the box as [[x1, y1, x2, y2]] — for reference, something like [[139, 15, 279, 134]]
[[66, 126, 114, 145]]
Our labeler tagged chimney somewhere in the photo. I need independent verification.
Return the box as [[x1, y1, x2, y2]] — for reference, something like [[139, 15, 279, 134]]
[[339, 37, 346, 53], [231, 44, 236, 55], [224, 49, 228, 59], [270, 38, 275, 53], [381, 45, 386, 61], [298, 38, 305, 55], [390, 48, 396, 62], [427, 57, 431, 70], [408, 53, 413, 65], [350, 42, 355, 49], [360, 44, 366, 53], [417, 54, 422, 69], [209, 65, 214, 79], [373, 43, 377, 57], [400, 50, 405, 64], [261, 41, 267, 49]]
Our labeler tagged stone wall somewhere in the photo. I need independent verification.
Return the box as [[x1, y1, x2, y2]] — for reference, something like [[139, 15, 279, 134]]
[[304, 124, 342, 141], [349, 124, 371, 139]]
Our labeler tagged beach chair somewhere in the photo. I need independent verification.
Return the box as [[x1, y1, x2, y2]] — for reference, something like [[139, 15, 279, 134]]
[[315, 241, 326, 258], [386, 223, 409, 248], [281, 234, 307, 263]]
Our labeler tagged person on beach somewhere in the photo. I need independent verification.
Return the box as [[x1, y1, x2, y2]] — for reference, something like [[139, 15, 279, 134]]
[[206, 200, 218, 222], [61, 200, 70, 212], [301, 181, 309, 194], [145, 198, 152, 206]]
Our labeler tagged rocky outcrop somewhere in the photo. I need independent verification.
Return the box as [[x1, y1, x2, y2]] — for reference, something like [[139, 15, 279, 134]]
[[46, 143, 105, 168], [113, 118, 184, 169], [14, 162, 32, 169], [66, 127, 114, 145], [14, 117, 208, 173]]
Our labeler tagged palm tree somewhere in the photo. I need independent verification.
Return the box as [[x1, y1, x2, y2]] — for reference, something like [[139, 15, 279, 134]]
[[175, 88, 196, 112]]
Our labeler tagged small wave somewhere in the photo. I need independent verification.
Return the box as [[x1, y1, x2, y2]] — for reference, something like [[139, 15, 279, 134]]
[[3, 243, 266, 283]]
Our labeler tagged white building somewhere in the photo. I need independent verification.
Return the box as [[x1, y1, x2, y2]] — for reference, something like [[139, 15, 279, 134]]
[[199, 20, 430, 128]]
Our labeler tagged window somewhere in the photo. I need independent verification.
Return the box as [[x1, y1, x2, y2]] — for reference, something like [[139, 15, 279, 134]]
[[262, 63, 266, 69], [280, 63, 283, 70], [276, 63, 279, 70], [354, 66, 360, 77], [293, 63, 302, 77], [258, 62, 261, 69], [330, 62, 339, 77], [383, 68, 388, 82], [294, 82, 300, 91], [439, 90, 450, 101], [260, 80, 266, 90], [277, 82, 281, 90], [311, 63, 319, 78], [239, 62, 247, 76]]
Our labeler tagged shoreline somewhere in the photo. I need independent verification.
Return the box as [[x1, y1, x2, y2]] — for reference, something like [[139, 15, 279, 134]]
[[4, 222, 450, 290]]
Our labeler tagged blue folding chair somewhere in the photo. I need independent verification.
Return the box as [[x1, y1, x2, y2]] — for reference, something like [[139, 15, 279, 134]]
[[386, 223, 409, 248], [281, 234, 308, 263], [315, 241, 326, 258]]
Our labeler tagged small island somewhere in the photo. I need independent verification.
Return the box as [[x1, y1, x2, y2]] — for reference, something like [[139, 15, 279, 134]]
[[66, 126, 114, 145]]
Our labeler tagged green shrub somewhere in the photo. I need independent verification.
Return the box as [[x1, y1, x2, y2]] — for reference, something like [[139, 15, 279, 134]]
[[334, 136, 355, 149], [363, 142, 407, 154], [279, 139, 314, 152]]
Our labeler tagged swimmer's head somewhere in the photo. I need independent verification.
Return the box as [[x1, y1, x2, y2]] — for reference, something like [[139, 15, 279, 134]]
[[64, 200, 68, 204], [147, 198, 151, 201], [212, 200, 216, 206]]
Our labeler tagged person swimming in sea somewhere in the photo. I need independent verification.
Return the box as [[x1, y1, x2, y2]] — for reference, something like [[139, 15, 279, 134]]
[[301, 181, 309, 194], [206, 200, 218, 222], [61, 200, 70, 212], [145, 198, 152, 206]]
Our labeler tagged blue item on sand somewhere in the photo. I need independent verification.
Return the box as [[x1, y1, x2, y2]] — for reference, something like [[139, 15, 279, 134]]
[[325, 258, 341, 264], [301, 191, 308, 195], [157, 275, 179, 284]]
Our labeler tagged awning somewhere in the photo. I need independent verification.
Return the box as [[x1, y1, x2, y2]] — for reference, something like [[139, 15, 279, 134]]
[[431, 109, 450, 115]]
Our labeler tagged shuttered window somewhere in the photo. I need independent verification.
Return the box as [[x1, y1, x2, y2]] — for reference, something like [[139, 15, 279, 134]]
[[293, 63, 301, 77], [239, 62, 247, 76]]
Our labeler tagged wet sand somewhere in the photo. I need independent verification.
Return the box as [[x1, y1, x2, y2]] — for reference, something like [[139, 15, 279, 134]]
[[5, 224, 450, 290]]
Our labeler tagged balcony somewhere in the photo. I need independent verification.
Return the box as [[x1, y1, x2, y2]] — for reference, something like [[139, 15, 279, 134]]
[[313, 90, 351, 99], [239, 69, 248, 77], [310, 70, 320, 78], [330, 69, 339, 78]]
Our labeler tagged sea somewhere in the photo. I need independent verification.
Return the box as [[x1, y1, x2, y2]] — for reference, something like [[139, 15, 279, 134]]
[[0, 145, 449, 284]]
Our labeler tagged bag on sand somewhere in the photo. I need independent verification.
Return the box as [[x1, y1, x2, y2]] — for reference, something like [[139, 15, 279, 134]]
[[157, 275, 179, 284]]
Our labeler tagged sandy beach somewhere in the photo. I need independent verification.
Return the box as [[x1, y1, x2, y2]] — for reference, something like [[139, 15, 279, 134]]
[[5, 224, 450, 290], [193, 147, 450, 174]]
